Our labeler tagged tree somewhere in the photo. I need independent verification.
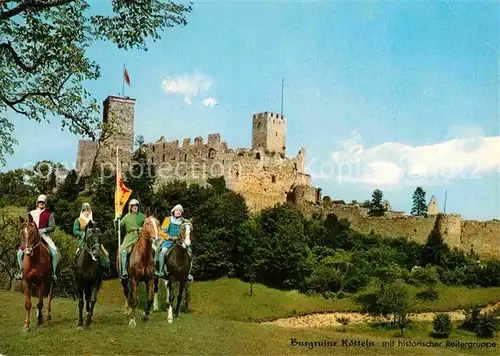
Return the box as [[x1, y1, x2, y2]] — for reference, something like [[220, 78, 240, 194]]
[[411, 187, 427, 216], [368, 189, 385, 217], [0, 0, 193, 164]]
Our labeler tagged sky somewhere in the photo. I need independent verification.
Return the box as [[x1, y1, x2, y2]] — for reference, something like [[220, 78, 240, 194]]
[[2, 1, 499, 221]]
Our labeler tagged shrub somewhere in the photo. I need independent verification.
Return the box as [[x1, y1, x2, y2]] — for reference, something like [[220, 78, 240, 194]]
[[474, 312, 499, 338], [460, 304, 482, 331], [431, 313, 452, 338]]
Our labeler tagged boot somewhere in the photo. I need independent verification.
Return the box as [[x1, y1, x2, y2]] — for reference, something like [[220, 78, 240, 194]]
[[14, 250, 23, 280], [120, 249, 128, 279], [158, 248, 168, 277], [154, 248, 161, 277], [187, 259, 194, 282], [50, 248, 58, 282]]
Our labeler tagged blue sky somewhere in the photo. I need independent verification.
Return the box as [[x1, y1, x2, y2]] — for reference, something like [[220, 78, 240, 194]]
[[3, 1, 499, 221]]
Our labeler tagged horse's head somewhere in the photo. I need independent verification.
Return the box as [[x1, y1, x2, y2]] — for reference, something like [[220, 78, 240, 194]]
[[179, 222, 193, 249], [84, 221, 102, 262], [142, 207, 161, 242], [19, 214, 40, 256]]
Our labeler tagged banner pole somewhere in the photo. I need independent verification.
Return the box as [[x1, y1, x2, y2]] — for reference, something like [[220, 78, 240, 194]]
[[116, 145, 121, 276]]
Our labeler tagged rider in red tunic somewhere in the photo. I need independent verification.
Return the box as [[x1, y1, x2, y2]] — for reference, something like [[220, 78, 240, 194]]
[[15, 194, 59, 281]]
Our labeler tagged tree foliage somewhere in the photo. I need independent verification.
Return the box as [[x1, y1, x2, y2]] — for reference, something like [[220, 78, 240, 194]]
[[411, 187, 427, 216], [368, 189, 385, 217], [0, 0, 193, 164]]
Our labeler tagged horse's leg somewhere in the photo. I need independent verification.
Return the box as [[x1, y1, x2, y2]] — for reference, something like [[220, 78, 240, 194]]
[[36, 283, 44, 326], [174, 280, 185, 318], [153, 276, 159, 312], [22, 279, 31, 332], [84, 284, 92, 327], [121, 278, 130, 315], [77, 283, 84, 329], [167, 279, 174, 323], [143, 278, 154, 321], [45, 280, 54, 321], [128, 277, 137, 328], [88, 279, 99, 327]]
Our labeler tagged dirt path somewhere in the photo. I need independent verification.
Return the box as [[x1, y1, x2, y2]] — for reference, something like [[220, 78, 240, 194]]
[[261, 303, 500, 329]]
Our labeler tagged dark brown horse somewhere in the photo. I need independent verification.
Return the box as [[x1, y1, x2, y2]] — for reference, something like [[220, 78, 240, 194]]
[[117, 208, 161, 327], [153, 221, 193, 323], [19, 214, 60, 332]]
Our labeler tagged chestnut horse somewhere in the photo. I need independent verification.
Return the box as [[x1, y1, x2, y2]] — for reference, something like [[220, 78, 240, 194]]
[[117, 208, 161, 327], [153, 221, 193, 323], [19, 214, 60, 332]]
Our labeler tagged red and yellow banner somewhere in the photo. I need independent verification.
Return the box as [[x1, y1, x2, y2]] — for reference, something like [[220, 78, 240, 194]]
[[115, 166, 132, 218]]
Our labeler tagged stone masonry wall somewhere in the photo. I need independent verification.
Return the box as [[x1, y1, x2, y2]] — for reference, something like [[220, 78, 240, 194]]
[[252, 112, 286, 155], [76, 140, 97, 177], [461, 220, 500, 259], [320, 204, 499, 259], [143, 133, 312, 212]]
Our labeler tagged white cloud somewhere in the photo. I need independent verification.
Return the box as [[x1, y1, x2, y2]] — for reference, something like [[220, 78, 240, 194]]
[[309, 130, 500, 187], [202, 97, 217, 107], [161, 71, 213, 105]]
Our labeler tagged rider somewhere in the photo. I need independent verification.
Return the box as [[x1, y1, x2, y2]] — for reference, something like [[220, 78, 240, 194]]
[[15, 194, 59, 281], [156, 204, 193, 282], [114, 199, 145, 279], [73, 202, 110, 270]]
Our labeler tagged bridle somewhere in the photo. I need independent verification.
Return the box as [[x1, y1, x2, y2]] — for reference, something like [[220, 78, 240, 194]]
[[83, 227, 101, 262], [142, 216, 160, 242], [22, 222, 41, 255]]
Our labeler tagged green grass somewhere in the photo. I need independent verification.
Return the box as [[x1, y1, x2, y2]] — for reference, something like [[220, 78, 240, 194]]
[[1, 287, 499, 356]]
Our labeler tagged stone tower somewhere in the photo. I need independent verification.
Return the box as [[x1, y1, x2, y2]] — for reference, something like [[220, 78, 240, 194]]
[[251, 111, 286, 155], [89, 96, 136, 172], [102, 96, 135, 152], [427, 195, 440, 215]]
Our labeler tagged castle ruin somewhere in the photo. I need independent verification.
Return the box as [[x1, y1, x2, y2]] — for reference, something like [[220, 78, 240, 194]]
[[76, 96, 322, 212]]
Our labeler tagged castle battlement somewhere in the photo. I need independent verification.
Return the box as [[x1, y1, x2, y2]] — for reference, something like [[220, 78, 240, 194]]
[[75, 96, 320, 212]]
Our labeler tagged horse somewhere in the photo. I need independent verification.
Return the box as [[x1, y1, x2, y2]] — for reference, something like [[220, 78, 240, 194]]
[[18, 214, 60, 332], [74, 221, 106, 329], [153, 221, 193, 323], [117, 208, 161, 327]]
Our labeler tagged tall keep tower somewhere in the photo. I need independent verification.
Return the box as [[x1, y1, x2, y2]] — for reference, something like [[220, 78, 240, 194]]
[[76, 96, 136, 176], [102, 96, 135, 152], [251, 111, 287, 155]]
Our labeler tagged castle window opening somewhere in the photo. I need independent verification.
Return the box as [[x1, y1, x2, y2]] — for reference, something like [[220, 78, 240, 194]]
[[272, 175, 276, 183], [208, 148, 216, 159], [152, 146, 155, 152], [184, 154, 188, 161], [256, 152, 261, 159], [276, 131, 278, 136]]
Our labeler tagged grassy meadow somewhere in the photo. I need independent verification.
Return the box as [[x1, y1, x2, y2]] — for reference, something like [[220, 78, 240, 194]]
[[0, 278, 499, 355]]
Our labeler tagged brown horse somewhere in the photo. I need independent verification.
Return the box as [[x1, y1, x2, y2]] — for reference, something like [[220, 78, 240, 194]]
[[153, 221, 193, 323], [117, 208, 161, 327], [19, 214, 60, 332]]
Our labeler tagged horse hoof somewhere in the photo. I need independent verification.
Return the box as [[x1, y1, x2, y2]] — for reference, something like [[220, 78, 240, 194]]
[[22, 327, 30, 333], [77, 326, 84, 331], [46, 315, 52, 321], [128, 319, 136, 328], [167, 318, 173, 324]]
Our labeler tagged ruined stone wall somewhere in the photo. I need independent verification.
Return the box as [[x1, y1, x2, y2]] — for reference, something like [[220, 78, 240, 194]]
[[76, 140, 97, 176], [461, 219, 500, 259], [145, 133, 310, 212], [323, 204, 500, 259]]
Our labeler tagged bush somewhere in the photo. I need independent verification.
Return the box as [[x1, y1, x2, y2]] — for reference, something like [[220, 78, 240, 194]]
[[474, 312, 499, 338], [431, 313, 452, 338], [460, 304, 482, 331]]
